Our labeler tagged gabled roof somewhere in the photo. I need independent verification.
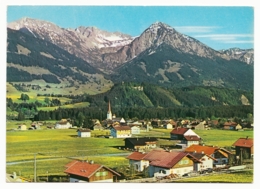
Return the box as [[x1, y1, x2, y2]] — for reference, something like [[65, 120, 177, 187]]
[[185, 145, 231, 157], [125, 137, 158, 146], [77, 129, 91, 132], [112, 126, 131, 131], [170, 127, 189, 135], [184, 145, 219, 155], [147, 150, 201, 168], [64, 160, 120, 178], [126, 150, 201, 169], [188, 152, 217, 161], [232, 137, 253, 148], [183, 135, 201, 141], [126, 152, 147, 161]]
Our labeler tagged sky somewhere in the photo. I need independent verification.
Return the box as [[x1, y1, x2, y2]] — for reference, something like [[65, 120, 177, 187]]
[[6, 5, 254, 50]]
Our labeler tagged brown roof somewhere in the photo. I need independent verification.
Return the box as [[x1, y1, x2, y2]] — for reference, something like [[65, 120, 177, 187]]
[[126, 152, 147, 161], [64, 160, 120, 178], [183, 135, 201, 141], [126, 150, 201, 168], [223, 121, 237, 126], [113, 126, 131, 131], [185, 145, 219, 155], [170, 128, 189, 135], [77, 129, 91, 132], [232, 137, 253, 148], [185, 145, 231, 157]]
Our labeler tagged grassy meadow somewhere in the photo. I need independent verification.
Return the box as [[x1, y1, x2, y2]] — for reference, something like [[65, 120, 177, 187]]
[[173, 170, 254, 183], [6, 120, 254, 181]]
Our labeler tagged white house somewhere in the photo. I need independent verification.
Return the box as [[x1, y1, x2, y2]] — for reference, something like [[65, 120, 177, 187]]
[[126, 152, 150, 172], [130, 126, 140, 134], [164, 123, 173, 129], [170, 127, 200, 140], [110, 126, 132, 138], [185, 145, 232, 167], [188, 152, 216, 171], [55, 119, 72, 129], [77, 129, 91, 137], [126, 150, 201, 177]]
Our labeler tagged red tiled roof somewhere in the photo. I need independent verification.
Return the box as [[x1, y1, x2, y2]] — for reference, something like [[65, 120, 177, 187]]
[[146, 150, 201, 168], [183, 135, 201, 141], [127, 150, 201, 168], [223, 121, 237, 126], [64, 160, 120, 178], [232, 138, 253, 148], [126, 152, 147, 161], [185, 145, 219, 155], [170, 128, 189, 135]]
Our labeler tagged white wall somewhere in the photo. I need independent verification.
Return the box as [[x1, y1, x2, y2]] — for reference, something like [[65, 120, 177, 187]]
[[184, 129, 200, 137]]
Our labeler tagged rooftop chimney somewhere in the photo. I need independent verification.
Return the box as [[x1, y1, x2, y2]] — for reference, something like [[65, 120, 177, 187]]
[[246, 136, 248, 140]]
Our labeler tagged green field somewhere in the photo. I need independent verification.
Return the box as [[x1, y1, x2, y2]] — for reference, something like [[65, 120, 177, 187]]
[[6, 122, 254, 182], [174, 170, 253, 183]]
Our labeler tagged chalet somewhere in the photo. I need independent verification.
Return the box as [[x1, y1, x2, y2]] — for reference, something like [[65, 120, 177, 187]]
[[182, 135, 201, 147], [188, 152, 217, 172], [126, 152, 151, 172], [164, 123, 173, 129], [232, 137, 253, 159], [112, 117, 126, 124], [124, 137, 158, 151], [190, 121, 207, 130], [55, 119, 72, 129], [223, 121, 242, 130], [151, 119, 162, 128], [64, 160, 121, 182], [17, 124, 27, 130], [170, 128, 200, 140], [77, 129, 91, 138], [181, 120, 190, 128], [31, 122, 42, 129], [110, 126, 131, 138], [127, 150, 201, 177], [185, 145, 232, 166], [92, 123, 104, 131], [130, 126, 140, 134]]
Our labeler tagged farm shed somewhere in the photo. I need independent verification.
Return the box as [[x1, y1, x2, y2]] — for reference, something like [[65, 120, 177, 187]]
[[77, 129, 91, 137], [18, 124, 27, 130], [124, 137, 158, 151], [232, 137, 253, 159]]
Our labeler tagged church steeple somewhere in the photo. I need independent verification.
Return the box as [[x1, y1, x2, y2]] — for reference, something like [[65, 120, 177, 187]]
[[107, 100, 112, 120]]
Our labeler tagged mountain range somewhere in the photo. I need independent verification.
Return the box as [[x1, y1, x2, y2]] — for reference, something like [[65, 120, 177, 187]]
[[7, 17, 254, 93]]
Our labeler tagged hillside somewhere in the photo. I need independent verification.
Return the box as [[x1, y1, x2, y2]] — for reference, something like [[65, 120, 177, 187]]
[[88, 82, 253, 108], [7, 28, 113, 95], [111, 43, 253, 90]]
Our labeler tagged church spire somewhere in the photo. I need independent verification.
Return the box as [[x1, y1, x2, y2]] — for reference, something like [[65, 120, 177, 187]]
[[107, 100, 112, 120]]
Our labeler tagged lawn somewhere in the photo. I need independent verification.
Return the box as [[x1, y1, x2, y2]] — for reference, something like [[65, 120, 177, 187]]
[[173, 170, 253, 183]]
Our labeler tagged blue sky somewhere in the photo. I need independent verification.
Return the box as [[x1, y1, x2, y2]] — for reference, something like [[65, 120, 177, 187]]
[[6, 5, 254, 50]]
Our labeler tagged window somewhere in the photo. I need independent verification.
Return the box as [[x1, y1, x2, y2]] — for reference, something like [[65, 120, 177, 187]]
[[184, 160, 189, 164], [101, 171, 108, 176], [95, 172, 100, 177]]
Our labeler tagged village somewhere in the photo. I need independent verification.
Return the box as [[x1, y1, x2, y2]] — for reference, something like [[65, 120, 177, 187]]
[[7, 101, 254, 183]]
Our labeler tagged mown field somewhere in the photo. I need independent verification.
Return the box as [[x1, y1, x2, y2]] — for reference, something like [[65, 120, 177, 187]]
[[173, 170, 254, 183], [6, 121, 254, 182]]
